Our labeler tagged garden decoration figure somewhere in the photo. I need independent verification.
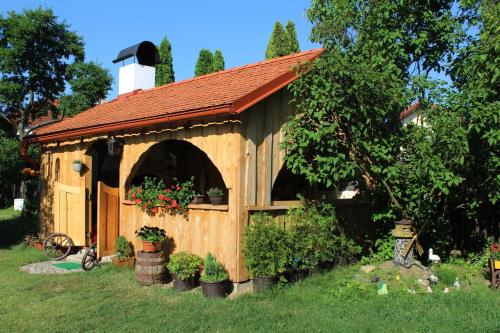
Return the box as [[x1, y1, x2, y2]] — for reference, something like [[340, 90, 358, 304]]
[[428, 248, 441, 264], [392, 219, 423, 266]]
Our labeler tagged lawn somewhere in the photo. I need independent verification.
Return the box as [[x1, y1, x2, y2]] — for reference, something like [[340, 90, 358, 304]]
[[0, 215, 499, 333]]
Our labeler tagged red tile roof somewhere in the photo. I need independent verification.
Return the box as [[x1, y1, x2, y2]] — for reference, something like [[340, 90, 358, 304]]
[[31, 49, 323, 142]]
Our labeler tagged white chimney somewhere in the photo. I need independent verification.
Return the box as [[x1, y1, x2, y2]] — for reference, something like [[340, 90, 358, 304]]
[[112, 41, 160, 95], [118, 63, 155, 95]]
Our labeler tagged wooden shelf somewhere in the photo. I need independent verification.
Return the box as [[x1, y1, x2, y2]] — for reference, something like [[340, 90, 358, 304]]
[[187, 204, 228, 211], [246, 200, 302, 211], [122, 200, 228, 211]]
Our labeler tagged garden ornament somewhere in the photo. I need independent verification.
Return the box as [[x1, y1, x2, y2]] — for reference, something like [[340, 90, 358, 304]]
[[426, 286, 433, 293], [428, 248, 441, 264], [453, 278, 460, 289]]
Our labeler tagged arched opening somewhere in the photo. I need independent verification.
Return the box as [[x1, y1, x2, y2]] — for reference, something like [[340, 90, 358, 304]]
[[126, 140, 227, 203], [271, 164, 313, 201]]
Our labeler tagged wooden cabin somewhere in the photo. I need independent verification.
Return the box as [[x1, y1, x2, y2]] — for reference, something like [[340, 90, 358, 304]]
[[27, 48, 323, 282]]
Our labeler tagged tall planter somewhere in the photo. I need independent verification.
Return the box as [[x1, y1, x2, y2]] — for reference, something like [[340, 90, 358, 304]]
[[253, 276, 277, 292], [201, 281, 226, 298]]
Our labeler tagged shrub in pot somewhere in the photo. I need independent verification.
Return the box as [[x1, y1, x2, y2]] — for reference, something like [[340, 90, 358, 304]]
[[166, 252, 203, 291], [243, 212, 292, 292], [206, 187, 224, 205], [135, 226, 166, 253], [200, 253, 229, 298], [112, 236, 135, 268], [191, 193, 205, 204]]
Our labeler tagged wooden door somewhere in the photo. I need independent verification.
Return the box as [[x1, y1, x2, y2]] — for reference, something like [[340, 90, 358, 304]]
[[53, 181, 86, 246], [97, 181, 119, 257]]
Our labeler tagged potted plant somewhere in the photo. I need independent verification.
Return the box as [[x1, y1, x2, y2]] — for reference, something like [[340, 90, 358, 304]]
[[72, 159, 82, 172], [200, 253, 229, 298], [206, 187, 224, 205], [34, 233, 45, 251], [243, 212, 292, 292], [491, 243, 500, 269], [191, 193, 205, 204], [166, 252, 203, 291], [112, 236, 135, 268], [135, 226, 166, 253]]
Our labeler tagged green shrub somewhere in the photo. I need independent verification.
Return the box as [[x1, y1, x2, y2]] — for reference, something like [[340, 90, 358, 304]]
[[206, 187, 223, 196], [166, 252, 203, 280], [115, 236, 133, 259], [360, 233, 395, 264], [286, 201, 360, 271], [433, 265, 458, 286], [201, 253, 228, 282], [243, 212, 292, 277]]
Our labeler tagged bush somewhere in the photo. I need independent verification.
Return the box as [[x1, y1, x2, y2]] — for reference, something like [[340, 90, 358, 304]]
[[243, 212, 292, 277], [166, 252, 203, 280], [206, 187, 223, 196], [115, 236, 133, 259], [360, 233, 395, 264], [433, 264, 458, 286], [286, 201, 360, 271], [201, 253, 228, 282]]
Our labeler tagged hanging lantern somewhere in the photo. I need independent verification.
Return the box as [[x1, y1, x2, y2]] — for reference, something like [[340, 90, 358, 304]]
[[107, 137, 123, 156]]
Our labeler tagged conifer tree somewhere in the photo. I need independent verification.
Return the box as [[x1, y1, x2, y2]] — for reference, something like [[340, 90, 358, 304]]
[[195, 49, 214, 76], [265, 21, 289, 59], [212, 49, 225, 72], [285, 20, 300, 54], [155, 36, 175, 86]]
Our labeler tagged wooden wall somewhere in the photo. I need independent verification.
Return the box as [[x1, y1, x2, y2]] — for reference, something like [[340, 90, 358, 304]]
[[118, 121, 245, 281], [39, 139, 92, 236]]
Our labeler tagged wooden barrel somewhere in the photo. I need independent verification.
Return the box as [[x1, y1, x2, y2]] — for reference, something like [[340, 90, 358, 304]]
[[135, 251, 167, 285]]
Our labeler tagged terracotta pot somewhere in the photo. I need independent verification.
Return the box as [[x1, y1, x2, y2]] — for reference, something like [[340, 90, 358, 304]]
[[112, 257, 135, 269], [201, 280, 226, 298], [142, 241, 161, 253], [171, 273, 196, 291], [208, 195, 224, 205], [35, 242, 44, 251], [191, 195, 205, 204], [253, 276, 277, 292]]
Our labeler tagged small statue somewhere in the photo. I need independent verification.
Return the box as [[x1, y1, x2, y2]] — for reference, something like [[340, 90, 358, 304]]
[[453, 277, 460, 289], [428, 248, 441, 264]]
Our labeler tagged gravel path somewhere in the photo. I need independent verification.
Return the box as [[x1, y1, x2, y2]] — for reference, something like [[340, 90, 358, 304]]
[[20, 261, 84, 274]]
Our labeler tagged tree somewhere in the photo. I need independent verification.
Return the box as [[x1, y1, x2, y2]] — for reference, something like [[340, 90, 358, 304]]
[[155, 36, 175, 86], [0, 8, 112, 214], [195, 49, 214, 76], [283, 0, 471, 252], [0, 129, 22, 207], [285, 20, 300, 54], [265, 21, 289, 59], [0, 7, 84, 138], [59, 61, 112, 117], [449, 0, 499, 241], [212, 49, 225, 72]]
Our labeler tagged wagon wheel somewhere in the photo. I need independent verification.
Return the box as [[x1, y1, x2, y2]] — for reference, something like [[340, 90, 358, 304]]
[[43, 233, 73, 260], [81, 242, 100, 271], [494, 271, 500, 289]]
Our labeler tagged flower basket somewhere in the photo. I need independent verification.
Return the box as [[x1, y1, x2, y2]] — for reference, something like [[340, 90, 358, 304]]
[[112, 257, 135, 269]]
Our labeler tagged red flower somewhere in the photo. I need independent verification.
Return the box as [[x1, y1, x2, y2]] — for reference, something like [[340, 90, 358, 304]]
[[172, 200, 179, 208], [135, 199, 142, 204], [176, 186, 181, 191], [131, 192, 136, 199], [151, 207, 158, 214], [137, 188, 142, 194]]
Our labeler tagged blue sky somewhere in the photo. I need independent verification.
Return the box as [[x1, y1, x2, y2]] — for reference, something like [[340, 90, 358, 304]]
[[1, 0, 319, 99]]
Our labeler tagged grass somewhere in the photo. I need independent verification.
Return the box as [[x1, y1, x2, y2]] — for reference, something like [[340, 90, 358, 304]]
[[0, 207, 21, 220], [0, 216, 499, 332]]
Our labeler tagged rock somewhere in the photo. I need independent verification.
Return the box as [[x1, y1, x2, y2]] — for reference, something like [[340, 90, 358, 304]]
[[360, 265, 376, 273]]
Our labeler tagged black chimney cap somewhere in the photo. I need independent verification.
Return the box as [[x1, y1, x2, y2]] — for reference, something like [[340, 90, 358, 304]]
[[112, 41, 160, 66]]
